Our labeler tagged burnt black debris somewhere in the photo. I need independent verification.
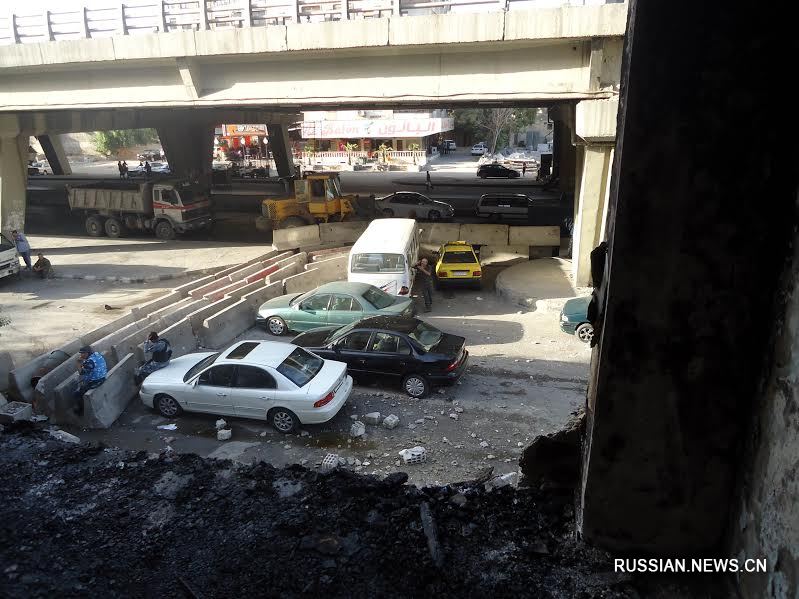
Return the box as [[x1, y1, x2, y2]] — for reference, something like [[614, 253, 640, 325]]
[[0, 427, 728, 598]]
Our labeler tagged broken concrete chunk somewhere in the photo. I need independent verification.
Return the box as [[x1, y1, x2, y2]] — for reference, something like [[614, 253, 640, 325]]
[[363, 412, 382, 426], [48, 429, 81, 444], [215, 419, 227, 431], [450, 493, 468, 507], [454, 407, 464, 413], [350, 421, 366, 438], [0, 401, 32, 423], [382, 414, 400, 429], [415, 418, 425, 425], [217, 429, 232, 441], [484, 472, 518, 492], [398, 446, 427, 465], [479, 441, 490, 448], [448, 413, 459, 421]]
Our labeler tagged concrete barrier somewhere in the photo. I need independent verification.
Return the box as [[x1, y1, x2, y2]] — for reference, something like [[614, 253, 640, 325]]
[[9, 338, 83, 402], [203, 278, 249, 302], [52, 372, 81, 425], [33, 351, 84, 416], [283, 268, 323, 294], [458, 224, 510, 246], [93, 316, 154, 368], [83, 353, 138, 429], [265, 253, 307, 285], [200, 281, 283, 348], [479, 245, 531, 265], [0, 351, 13, 394], [312, 253, 348, 279], [419, 223, 461, 248], [508, 226, 561, 247], [186, 296, 238, 332], [273, 224, 321, 250], [318, 221, 368, 245], [310, 246, 350, 261], [84, 313, 137, 344], [226, 261, 269, 283], [131, 290, 184, 320], [140, 317, 196, 360]]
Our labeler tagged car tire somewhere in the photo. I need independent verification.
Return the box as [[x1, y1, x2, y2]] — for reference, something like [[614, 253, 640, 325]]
[[85, 215, 105, 237], [104, 217, 126, 238], [155, 394, 183, 418], [428, 210, 441, 221], [382, 208, 394, 218], [266, 316, 288, 336], [575, 323, 594, 344], [154, 220, 176, 240], [402, 374, 429, 398], [269, 407, 299, 434]]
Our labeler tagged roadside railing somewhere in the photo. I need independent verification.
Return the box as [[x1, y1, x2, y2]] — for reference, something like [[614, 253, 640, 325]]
[[0, 0, 622, 45]]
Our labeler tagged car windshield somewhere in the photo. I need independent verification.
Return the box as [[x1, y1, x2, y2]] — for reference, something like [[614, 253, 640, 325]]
[[442, 251, 476, 264], [288, 291, 311, 307], [277, 347, 324, 388], [0, 233, 14, 252], [351, 253, 405, 274], [183, 353, 220, 382], [362, 286, 396, 309], [328, 322, 356, 343], [408, 321, 443, 351], [176, 181, 204, 204]]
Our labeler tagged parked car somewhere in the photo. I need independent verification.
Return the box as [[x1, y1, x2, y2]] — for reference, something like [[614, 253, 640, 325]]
[[559, 296, 593, 343], [137, 149, 163, 161], [374, 192, 454, 221], [291, 315, 468, 398], [477, 163, 520, 179], [434, 241, 481, 288], [475, 193, 534, 220], [139, 340, 353, 433], [130, 162, 171, 176], [471, 144, 487, 156], [256, 281, 416, 336], [444, 140, 456, 150]]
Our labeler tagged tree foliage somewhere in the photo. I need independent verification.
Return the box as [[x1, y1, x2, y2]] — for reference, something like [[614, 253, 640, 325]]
[[92, 129, 160, 156], [453, 108, 544, 152]]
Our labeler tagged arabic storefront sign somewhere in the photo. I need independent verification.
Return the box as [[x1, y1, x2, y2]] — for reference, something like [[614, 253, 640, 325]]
[[224, 124, 267, 136], [300, 118, 454, 139]]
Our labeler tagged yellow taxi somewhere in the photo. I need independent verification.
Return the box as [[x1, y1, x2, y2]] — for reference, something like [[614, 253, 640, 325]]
[[434, 241, 482, 288]]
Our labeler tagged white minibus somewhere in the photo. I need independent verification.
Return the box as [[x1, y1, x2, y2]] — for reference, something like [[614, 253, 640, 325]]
[[0, 232, 20, 282], [348, 219, 420, 296]]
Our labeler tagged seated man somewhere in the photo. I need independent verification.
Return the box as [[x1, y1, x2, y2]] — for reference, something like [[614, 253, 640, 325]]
[[32, 253, 53, 279], [135, 331, 172, 385], [73, 345, 108, 415]]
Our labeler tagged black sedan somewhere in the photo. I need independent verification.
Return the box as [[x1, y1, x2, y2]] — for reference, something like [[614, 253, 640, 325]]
[[477, 163, 520, 179], [291, 315, 468, 398]]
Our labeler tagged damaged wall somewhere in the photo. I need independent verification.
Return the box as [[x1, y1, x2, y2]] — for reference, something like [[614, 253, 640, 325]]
[[731, 218, 799, 599]]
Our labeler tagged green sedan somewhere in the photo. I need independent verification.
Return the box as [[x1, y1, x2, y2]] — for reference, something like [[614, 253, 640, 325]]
[[559, 295, 594, 343], [256, 281, 416, 336]]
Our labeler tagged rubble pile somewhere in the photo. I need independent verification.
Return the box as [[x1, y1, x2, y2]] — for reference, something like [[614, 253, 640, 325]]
[[0, 427, 726, 598]]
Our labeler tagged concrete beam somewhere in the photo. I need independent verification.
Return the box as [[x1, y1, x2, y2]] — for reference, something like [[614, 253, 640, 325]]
[[572, 144, 613, 286], [157, 120, 215, 182], [0, 135, 28, 235], [36, 134, 72, 175], [267, 124, 295, 180]]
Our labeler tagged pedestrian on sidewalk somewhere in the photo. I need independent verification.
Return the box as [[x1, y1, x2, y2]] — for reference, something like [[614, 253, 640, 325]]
[[426, 170, 433, 191], [117, 161, 124, 179], [121, 161, 129, 179], [413, 258, 434, 312], [522, 162, 527, 177], [11, 230, 31, 270], [144, 161, 152, 179]]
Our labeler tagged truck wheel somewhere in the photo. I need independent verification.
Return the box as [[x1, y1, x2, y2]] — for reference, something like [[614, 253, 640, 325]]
[[154, 220, 176, 240], [104, 217, 126, 238], [85, 216, 105, 237], [278, 216, 308, 229]]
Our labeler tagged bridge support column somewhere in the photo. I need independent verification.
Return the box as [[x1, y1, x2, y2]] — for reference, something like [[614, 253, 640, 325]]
[[36, 134, 72, 175], [266, 124, 295, 180], [0, 136, 28, 236], [157, 122, 215, 184], [572, 144, 613, 286]]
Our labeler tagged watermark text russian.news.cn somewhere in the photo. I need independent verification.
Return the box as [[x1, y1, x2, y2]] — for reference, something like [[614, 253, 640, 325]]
[[614, 558, 767, 574]]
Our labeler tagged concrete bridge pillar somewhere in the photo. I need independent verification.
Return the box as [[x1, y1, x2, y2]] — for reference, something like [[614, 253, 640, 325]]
[[157, 122, 215, 183], [266, 124, 296, 179], [0, 135, 28, 236], [572, 144, 613, 286], [36, 134, 72, 175]]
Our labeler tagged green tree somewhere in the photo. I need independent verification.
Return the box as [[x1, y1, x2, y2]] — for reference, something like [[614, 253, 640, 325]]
[[453, 108, 544, 152], [92, 129, 160, 156], [344, 142, 359, 165]]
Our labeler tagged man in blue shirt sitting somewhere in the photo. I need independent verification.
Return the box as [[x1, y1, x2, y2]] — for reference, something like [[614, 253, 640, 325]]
[[73, 345, 107, 415]]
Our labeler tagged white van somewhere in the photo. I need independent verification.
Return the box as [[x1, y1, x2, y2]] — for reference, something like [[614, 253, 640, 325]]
[[0, 232, 20, 281], [348, 219, 420, 296]]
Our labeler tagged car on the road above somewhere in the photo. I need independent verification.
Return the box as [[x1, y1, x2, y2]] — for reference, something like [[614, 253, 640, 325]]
[[139, 340, 353, 433], [559, 295, 593, 343], [475, 193, 533, 220], [477, 163, 520, 179], [434, 241, 481, 288], [130, 162, 171, 176], [291, 315, 468, 398], [471, 143, 487, 156], [256, 281, 416, 336], [374, 192, 454, 221], [444, 140, 456, 150]]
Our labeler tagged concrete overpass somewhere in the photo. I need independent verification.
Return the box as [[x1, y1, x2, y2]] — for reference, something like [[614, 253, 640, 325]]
[[0, 0, 626, 284]]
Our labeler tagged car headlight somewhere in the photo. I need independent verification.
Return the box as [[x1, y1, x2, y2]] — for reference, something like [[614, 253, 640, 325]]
[[560, 313, 569, 322]]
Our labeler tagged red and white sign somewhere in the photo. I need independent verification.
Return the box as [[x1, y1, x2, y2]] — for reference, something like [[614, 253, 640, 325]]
[[301, 118, 454, 139]]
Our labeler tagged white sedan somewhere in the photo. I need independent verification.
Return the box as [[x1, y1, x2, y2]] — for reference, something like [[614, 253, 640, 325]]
[[139, 340, 352, 434]]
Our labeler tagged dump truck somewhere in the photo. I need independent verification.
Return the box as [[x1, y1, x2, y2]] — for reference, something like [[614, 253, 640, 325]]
[[67, 179, 212, 240], [256, 172, 371, 231]]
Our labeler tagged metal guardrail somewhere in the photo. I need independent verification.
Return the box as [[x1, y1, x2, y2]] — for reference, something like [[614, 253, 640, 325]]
[[0, 0, 620, 45]]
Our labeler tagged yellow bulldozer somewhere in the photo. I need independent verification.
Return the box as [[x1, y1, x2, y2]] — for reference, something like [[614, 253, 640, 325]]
[[256, 172, 369, 230]]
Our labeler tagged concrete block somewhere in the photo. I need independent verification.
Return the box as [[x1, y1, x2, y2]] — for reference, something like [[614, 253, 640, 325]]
[[318, 221, 369, 245], [48, 429, 81, 444], [311, 254, 348, 280], [310, 247, 350, 261], [479, 245, 531, 265], [350, 421, 366, 437], [226, 261, 268, 283], [273, 225, 321, 250], [190, 276, 236, 300], [9, 340, 81, 403], [200, 299, 252, 349], [383, 414, 400, 429], [419, 223, 462, 248], [243, 263, 280, 284], [34, 357, 81, 419], [363, 412, 382, 426], [174, 274, 220, 299], [131, 290, 184, 319], [265, 263, 299, 286], [143, 318, 196, 360], [83, 353, 138, 429], [0, 401, 33, 423], [458, 224, 510, 246], [241, 280, 284, 313], [508, 225, 561, 247], [283, 268, 324, 294], [81, 312, 136, 345], [159, 298, 210, 328], [52, 372, 81, 425], [231, 276, 273, 300], [0, 351, 14, 393], [186, 296, 238, 333], [203, 278, 248, 302]]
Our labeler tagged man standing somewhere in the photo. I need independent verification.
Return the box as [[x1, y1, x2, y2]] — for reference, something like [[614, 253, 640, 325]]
[[522, 162, 527, 177], [121, 161, 129, 179], [426, 170, 433, 192], [144, 161, 152, 179], [414, 258, 434, 313], [118, 161, 124, 179], [11, 230, 31, 270], [73, 345, 107, 415], [32, 253, 53, 279], [135, 331, 172, 385]]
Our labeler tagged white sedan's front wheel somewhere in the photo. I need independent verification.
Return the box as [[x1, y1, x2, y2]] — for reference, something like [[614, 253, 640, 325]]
[[270, 407, 299, 434], [155, 394, 182, 418]]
